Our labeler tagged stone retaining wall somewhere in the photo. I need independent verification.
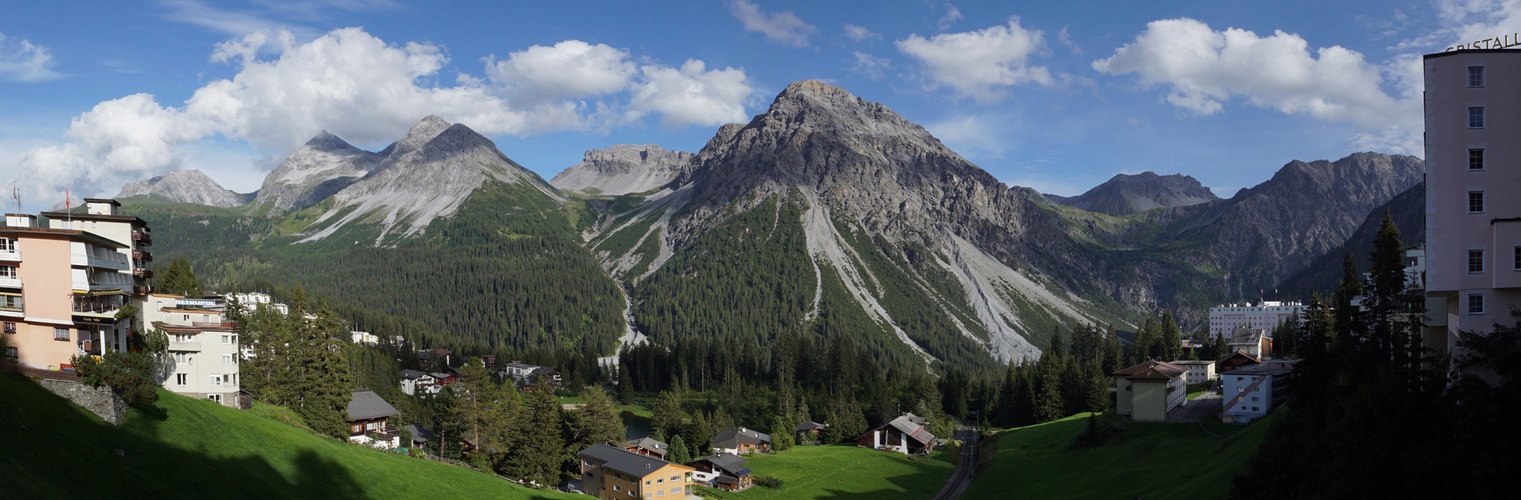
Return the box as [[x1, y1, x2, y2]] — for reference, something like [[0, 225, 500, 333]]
[[40, 379, 129, 426]]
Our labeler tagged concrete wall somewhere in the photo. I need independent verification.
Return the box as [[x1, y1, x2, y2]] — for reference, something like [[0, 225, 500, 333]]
[[1132, 381, 1170, 422]]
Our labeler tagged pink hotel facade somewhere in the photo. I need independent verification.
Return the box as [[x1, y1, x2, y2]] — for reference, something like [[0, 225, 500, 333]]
[[1424, 49, 1521, 355]]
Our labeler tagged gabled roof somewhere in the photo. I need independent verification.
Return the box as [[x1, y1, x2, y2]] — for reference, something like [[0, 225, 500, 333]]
[[404, 424, 434, 443], [1230, 328, 1268, 345], [714, 427, 771, 448], [1220, 350, 1263, 365], [400, 369, 429, 380], [876, 415, 936, 445], [580, 444, 689, 479], [347, 390, 399, 421], [694, 453, 751, 477], [795, 421, 826, 432], [1112, 360, 1188, 382], [626, 437, 669, 454]]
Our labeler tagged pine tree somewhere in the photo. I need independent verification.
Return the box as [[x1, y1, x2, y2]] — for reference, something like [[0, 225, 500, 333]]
[[1084, 361, 1110, 413], [1161, 310, 1182, 361], [771, 414, 795, 452], [668, 434, 691, 464], [572, 386, 625, 450], [684, 411, 712, 456], [1034, 360, 1064, 423], [995, 362, 1020, 428], [289, 310, 354, 439], [1333, 252, 1365, 341], [1104, 325, 1122, 374], [652, 391, 684, 439], [453, 357, 495, 447], [510, 382, 565, 487]]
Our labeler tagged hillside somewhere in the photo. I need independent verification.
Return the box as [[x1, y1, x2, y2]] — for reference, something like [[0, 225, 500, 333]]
[[962, 412, 1273, 499], [0, 372, 577, 499]]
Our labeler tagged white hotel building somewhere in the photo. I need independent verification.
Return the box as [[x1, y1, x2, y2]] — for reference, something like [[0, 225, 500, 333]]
[[1207, 301, 1305, 339]]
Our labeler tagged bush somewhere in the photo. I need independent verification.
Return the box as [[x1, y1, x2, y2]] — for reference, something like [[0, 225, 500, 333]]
[[71, 351, 160, 406], [754, 476, 784, 489]]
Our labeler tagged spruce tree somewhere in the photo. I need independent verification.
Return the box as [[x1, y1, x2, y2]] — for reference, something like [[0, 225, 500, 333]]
[[1034, 360, 1064, 423], [572, 386, 625, 450], [1161, 310, 1182, 361], [668, 434, 691, 464], [771, 415, 794, 452], [652, 391, 684, 439], [511, 382, 565, 487], [453, 357, 495, 447]]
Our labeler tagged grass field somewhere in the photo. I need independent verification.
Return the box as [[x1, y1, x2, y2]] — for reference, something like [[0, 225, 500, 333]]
[[962, 411, 1273, 500], [1188, 382, 1213, 400], [0, 372, 578, 499], [695, 444, 956, 499]]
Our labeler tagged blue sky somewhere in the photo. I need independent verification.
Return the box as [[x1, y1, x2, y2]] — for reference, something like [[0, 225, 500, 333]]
[[0, 0, 1515, 211]]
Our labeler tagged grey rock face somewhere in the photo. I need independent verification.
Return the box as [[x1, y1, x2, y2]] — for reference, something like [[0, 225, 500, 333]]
[[116, 169, 250, 207], [253, 131, 382, 212], [1049, 171, 1218, 216], [550, 144, 695, 196]]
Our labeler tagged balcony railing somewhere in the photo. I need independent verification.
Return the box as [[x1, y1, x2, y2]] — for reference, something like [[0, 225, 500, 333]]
[[132, 250, 153, 262], [1, 296, 22, 314], [134, 285, 151, 295], [168, 341, 201, 352], [131, 231, 152, 246], [0, 249, 19, 262], [0, 277, 20, 289], [192, 321, 238, 329], [133, 269, 153, 279]]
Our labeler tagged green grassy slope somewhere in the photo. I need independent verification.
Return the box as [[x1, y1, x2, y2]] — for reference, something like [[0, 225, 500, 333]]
[[698, 444, 955, 499], [0, 373, 576, 500], [963, 412, 1273, 500]]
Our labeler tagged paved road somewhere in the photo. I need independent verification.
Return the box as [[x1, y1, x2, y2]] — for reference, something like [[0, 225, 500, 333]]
[[932, 417, 978, 500]]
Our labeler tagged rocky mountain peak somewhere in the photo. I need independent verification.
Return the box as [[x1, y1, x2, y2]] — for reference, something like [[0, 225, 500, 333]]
[[385, 115, 455, 159], [550, 144, 696, 196], [1051, 171, 1218, 216], [302, 130, 360, 153], [116, 169, 250, 208]]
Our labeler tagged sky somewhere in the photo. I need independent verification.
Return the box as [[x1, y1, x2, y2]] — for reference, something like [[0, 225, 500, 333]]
[[0, 0, 1517, 212]]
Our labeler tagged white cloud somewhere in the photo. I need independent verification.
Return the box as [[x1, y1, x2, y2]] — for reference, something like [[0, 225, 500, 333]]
[[0, 32, 63, 82], [1058, 26, 1083, 54], [160, 0, 308, 37], [927, 115, 1003, 158], [485, 40, 637, 102], [896, 18, 1055, 102], [628, 59, 755, 129], [844, 24, 881, 43], [12, 27, 754, 204], [729, 0, 816, 47], [1093, 18, 1419, 152], [850, 52, 892, 80], [937, 3, 964, 30]]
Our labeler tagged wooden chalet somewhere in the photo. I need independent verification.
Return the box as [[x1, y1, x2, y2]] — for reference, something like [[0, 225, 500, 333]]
[[689, 453, 753, 492], [856, 414, 936, 455]]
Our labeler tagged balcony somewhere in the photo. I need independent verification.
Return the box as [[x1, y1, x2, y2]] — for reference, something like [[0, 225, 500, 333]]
[[0, 277, 19, 289], [131, 231, 152, 246], [0, 249, 18, 262], [133, 269, 153, 279], [168, 341, 201, 352], [132, 250, 153, 262], [1, 295, 22, 316], [134, 285, 151, 295]]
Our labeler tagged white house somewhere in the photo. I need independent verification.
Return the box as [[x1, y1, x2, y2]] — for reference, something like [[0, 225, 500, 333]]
[[1169, 360, 1217, 385], [1221, 366, 1292, 423], [1208, 301, 1304, 339], [400, 369, 439, 396]]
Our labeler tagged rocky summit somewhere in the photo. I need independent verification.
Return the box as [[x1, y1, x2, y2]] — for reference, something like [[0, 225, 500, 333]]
[[1049, 171, 1218, 216], [252, 130, 383, 213], [116, 169, 250, 208], [550, 144, 694, 196]]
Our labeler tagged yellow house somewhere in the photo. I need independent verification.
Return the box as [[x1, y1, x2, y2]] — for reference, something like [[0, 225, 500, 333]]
[[1113, 360, 1188, 422], [579, 443, 696, 499]]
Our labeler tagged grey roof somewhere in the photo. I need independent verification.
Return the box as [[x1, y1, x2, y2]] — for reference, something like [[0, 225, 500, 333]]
[[795, 421, 826, 432], [404, 424, 434, 443], [714, 427, 771, 448], [400, 369, 428, 380], [1230, 328, 1268, 344], [695, 453, 751, 477], [625, 437, 669, 454], [347, 390, 399, 420], [580, 444, 683, 479], [865, 415, 936, 446], [1227, 366, 1293, 377], [430, 372, 452, 379], [903, 412, 928, 426], [1169, 360, 1216, 366]]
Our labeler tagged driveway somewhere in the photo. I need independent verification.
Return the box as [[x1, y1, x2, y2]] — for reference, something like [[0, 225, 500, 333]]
[[1167, 389, 1222, 423]]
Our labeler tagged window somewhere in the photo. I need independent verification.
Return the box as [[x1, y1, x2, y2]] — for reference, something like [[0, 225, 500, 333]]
[[1470, 149, 1486, 170], [1252, 396, 1260, 401], [1470, 249, 1486, 273], [0, 238, 14, 252], [54, 327, 69, 341], [3, 322, 15, 334], [183, 314, 190, 322], [1470, 66, 1486, 87], [613, 485, 621, 492], [1514, 247, 1521, 271], [223, 374, 233, 386], [174, 352, 187, 364], [211, 375, 221, 387], [1469, 294, 1485, 315], [222, 354, 232, 365], [208, 394, 222, 403], [1470, 191, 1486, 213], [176, 373, 187, 386], [1470, 107, 1486, 128], [174, 333, 192, 343], [4, 346, 15, 358], [0, 265, 15, 278]]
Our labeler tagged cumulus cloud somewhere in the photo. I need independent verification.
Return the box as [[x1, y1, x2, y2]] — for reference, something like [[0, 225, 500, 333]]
[[1058, 26, 1083, 54], [12, 27, 754, 204], [0, 32, 63, 82], [896, 18, 1055, 102], [628, 59, 755, 129], [844, 24, 881, 43], [729, 0, 816, 47], [485, 40, 637, 102], [850, 52, 892, 80], [1092, 18, 1418, 151], [937, 3, 964, 30]]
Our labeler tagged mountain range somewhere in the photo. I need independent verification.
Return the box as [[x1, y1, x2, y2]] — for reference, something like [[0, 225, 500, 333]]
[[112, 80, 1424, 369]]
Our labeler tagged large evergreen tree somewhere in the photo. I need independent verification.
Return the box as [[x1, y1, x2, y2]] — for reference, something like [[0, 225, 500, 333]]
[[510, 381, 565, 487]]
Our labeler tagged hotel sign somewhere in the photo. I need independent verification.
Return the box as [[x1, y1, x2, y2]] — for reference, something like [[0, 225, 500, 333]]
[[1446, 33, 1521, 51]]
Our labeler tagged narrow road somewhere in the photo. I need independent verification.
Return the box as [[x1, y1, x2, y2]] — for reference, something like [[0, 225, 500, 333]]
[[933, 415, 978, 500]]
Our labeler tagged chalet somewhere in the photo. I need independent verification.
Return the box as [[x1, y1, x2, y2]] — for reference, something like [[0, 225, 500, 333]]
[[1218, 350, 1263, 374], [1112, 360, 1187, 422], [399, 369, 439, 396], [1221, 365, 1293, 423], [713, 427, 771, 455], [500, 361, 542, 381], [579, 444, 695, 499], [403, 423, 434, 449], [416, 348, 452, 366], [1229, 328, 1272, 359], [624, 437, 670, 460], [856, 414, 936, 455], [347, 390, 400, 448], [432, 371, 458, 387], [1169, 360, 1217, 385], [794, 421, 827, 442], [689, 453, 753, 492]]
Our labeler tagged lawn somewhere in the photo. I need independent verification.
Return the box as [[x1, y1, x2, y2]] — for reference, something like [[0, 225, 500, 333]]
[[0, 372, 578, 499], [695, 444, 956, 499], [962, 411, 1274, 500], [1187, 382, 1213, 400]]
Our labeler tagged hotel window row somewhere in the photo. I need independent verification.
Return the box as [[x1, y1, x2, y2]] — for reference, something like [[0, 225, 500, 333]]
[[1462, 248, 1521, 274]]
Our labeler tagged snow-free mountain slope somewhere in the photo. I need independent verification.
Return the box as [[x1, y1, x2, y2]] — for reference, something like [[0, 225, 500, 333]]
[[1049, 172, 1218, 216], [116, 169, 250, 207], [550, 144, 694, 196]]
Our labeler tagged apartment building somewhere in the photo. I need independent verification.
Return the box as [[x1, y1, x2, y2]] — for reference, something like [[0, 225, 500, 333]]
[[579, 444, 696, 500], [1207, 301, 1304, 339], [1424, 49, 1521, 362], [2, 209, 144, 371], [142, 293, 241, 406]]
